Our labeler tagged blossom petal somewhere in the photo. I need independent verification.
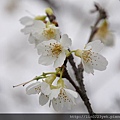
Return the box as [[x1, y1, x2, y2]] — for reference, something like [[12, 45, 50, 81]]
[[39, 93, 49, 106], [39, 39, 57, 46], [55, 28, 61, 40], [20, 16, 33, 26], [28, 34, 38, 45], [82, 59, 94, 74], [38, 55, 56, 66], [54, 51, 66, 68], [33, 32, 46, 42], [29, 34, 43, 47], [41, 82, 51, 95], [86, 40, 104, 52], [51, 90, 63, 111], [65, 88, 78, 105], [62, 89, 73, 110], [104, 32, 114, 46], [52, 98, 59, 111], [37, 42, 52, 55], [49, 88, 61, 100], [64, 99, 73, 110], [51, 88, 77, 111], [60, 34, 72, 48], [90, 53, 108, 71], [64, 88, 78, 98], [37, 40, 57, 55], [21, 20, 45, 35], [26, 82, 41, 95], [52, 96, 64, 111]]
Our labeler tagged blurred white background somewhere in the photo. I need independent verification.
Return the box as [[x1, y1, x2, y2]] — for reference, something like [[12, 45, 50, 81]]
[[0, 0, 120, 113]]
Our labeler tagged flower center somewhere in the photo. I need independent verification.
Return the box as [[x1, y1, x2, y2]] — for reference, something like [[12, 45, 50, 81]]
[[43, 28, 56, 40], [58, 89, 70, 102], [35, 86, 41, 94], [82, 50, 92, 63], [51, 43, 62, 57]]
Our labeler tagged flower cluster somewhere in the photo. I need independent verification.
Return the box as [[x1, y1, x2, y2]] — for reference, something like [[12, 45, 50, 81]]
[[26, 73, 78, 111], [18, 7, 110, 111], [20, 13, 71, 68], [20, 9, 108, 73], [20, 16, 60, 47]]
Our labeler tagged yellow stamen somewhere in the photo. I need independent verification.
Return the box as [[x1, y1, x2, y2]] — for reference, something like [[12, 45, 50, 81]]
[[42, 27, 56, 40], [51, 43, 62, 57], [82, 50, 92, 63]]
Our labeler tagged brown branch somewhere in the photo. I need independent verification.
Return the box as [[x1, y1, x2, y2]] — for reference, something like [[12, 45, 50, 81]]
[[67, 54, 97, 116], [63, 67, 98, 120], [62, 55, 94, 116], [67, 54, 85, 92]]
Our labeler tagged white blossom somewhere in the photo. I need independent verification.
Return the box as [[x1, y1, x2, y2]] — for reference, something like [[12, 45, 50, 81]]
[[75, 40, 108, 74], [20, 16, 60, 46], [26, 81, 51, 106], [26, 78, 78, 111], [93, 20, 114, 46], [37, 34, 72, 68], [49, 87, 78, 111]]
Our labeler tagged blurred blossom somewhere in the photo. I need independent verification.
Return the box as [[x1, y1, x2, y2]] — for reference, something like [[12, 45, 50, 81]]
[[5, 0, 20, 13], [93, 20, 115, 46], [20, 16, 60, 47]]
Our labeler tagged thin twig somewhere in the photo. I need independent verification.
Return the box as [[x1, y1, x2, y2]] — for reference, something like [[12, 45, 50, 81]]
[[63, 68, 96, 120], [88, 2, 107, 42], [13, 76, 43, 87]]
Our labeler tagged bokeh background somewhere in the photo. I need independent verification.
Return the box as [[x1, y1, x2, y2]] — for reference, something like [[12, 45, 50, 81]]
[[0, 0, 120, 113]]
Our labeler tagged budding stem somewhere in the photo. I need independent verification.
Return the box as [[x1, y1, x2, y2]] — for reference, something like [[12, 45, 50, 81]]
[[13, 76, 45, 88]]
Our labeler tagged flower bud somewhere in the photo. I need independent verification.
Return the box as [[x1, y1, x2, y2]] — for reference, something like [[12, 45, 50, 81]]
[[57, 78, 65, 88], [45, 74, 56, 85], [75, 49, 82, 58], [34, 15, 46, 21], [45, 8, 54, 15]]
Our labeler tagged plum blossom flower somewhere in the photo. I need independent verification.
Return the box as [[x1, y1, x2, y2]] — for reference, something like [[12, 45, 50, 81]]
[[75, 40, 108, 74], [26, 74, 56, 106], [20, 16, 60, 46], [26, 74, 55, 106], [26, 77, 78, 111], [49, 87, 78, 111], [48, 79, 78, 111], [93, 20, 114, 46], [37, 34, 72, 68], [26, 81, 51, 106]]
